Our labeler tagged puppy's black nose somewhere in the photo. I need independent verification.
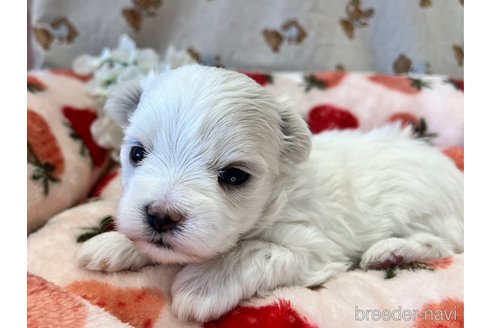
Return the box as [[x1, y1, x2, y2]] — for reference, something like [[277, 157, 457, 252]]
[[146, 205, 183, 233]]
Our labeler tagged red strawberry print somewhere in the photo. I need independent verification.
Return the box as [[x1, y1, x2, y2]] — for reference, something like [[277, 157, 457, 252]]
[[242, 72, 273, 86], [66, 281, 166, 328], [414, 299, 463, 328], [205, 299, 316, 328], [442, 147, 464, 171], [28, 274, 87, 328], [423, 256, 454, 269], [50, 68, 92, 82], [62, 106, 108, 167], [388, 112, 420, 128], [447, 78, 464, 92], [28, 75, 46, 93], [28, 109, 65, 195], [304, 71, 347, 92], [308, 104, 359, 133], [369, 75, 429, 94], [89, 170, 119, 198], [388, 112, 437, 141]]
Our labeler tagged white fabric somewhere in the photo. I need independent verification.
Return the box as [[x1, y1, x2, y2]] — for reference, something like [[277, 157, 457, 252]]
[[29, 0, 463, 77]]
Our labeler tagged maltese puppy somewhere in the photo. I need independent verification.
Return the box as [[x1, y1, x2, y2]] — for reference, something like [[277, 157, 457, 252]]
[[77, 65, 463, 322]]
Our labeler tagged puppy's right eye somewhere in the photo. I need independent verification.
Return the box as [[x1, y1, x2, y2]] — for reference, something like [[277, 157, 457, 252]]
[[130, 146, 146, 164], [218, 167, 250, 186]]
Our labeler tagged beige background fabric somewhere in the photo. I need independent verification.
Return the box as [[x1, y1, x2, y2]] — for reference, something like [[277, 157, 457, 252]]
[[29, 0, 463, 77]]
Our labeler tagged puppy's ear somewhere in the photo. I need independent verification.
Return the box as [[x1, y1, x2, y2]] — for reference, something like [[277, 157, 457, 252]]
[[104, 79, 142, 128], [277, 98, 312, 163]]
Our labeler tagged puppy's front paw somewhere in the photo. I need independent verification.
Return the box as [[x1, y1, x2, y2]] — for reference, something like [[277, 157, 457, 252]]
[[171, 263, 242, 322], [75, 231, 152, 272]]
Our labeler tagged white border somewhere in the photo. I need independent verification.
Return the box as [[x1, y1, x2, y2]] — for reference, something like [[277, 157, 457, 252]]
[[464, 1, 492, 326], [1, 0, 26, 326]]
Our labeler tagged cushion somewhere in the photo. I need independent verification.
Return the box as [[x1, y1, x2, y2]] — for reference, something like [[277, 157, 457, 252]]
[[27, 70, 112, 233]]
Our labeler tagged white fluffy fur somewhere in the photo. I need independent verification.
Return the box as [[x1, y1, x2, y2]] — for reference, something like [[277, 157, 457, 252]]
[[76, 65, 463, 322]]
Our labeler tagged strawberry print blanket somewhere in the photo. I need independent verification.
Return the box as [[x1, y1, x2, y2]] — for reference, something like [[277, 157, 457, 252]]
[[27, 69, 464, 328]]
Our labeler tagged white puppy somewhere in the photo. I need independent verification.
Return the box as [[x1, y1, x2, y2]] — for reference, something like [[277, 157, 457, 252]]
[[77, 65, 463, 322]]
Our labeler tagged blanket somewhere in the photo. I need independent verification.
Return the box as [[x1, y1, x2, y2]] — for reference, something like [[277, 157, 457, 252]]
[[27, 70, 464, 328]]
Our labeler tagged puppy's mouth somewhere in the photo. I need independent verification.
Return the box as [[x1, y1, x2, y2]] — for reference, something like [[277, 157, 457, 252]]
[[141, 226, 183, 250], [148, 236, 173, 249], [126, 229, 177, 250]]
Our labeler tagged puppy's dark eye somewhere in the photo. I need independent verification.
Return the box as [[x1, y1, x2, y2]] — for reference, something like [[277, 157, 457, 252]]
[[130, 146, 146, 164], [218, 168, 250, 186]]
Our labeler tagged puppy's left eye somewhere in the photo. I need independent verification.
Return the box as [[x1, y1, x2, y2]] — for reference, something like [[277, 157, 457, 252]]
[[218, 168, 250, 186], [130, 146, 146, 164]]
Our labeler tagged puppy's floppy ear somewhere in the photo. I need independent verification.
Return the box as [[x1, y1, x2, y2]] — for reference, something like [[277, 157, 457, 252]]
[[104, 79, 142, 128], [277, 98, 312, 163]]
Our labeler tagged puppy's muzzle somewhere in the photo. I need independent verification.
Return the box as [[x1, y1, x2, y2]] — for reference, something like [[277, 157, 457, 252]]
[[145, 204, 184, 233]]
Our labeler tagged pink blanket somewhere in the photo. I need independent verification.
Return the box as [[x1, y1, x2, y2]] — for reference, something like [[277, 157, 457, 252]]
[[27, 70, 464, 328]]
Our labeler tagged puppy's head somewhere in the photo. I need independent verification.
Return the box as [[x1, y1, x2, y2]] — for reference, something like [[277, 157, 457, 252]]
[[105, 65, 311, 263]]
